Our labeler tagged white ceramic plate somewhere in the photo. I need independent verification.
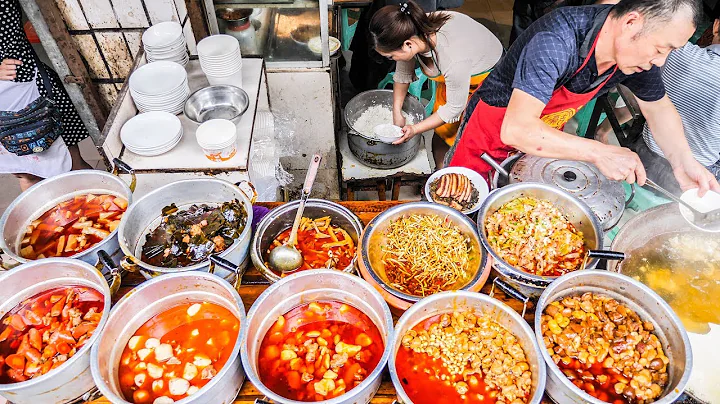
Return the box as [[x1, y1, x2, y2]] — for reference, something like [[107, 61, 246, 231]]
[[129, 61, 187, 95], [121, 111, 182, 150], [142, 21, 183, 49], [126, 135, 182, 156], [679, 188, 720, 232], [424, 166, 489, 214]]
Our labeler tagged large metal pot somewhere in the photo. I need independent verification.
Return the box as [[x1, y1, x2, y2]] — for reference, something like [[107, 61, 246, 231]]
[[477, 183, 604, 299], [117, 178, 254, 282], [535, 270, 692, 404], [0, 258, 112, 404], [390, 291, 547, 404], [91, 271, 246, 403], [0, 166, 134, 268], [344, 90, 425, 169], [241, 270, 394, 404], [251, 199, 363, 283], [359, 202, 488, 305]]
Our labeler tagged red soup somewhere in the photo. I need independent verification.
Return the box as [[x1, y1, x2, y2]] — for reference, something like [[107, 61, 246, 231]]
[[117, 302, 240, 403], [258, 301, 384, 402], [0, 286, 105, 383]]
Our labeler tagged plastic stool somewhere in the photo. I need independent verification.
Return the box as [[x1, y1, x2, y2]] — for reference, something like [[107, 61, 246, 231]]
[[624, 182, 671, 212], [378, 68, 428, 100], [341, 8, 359, 51]]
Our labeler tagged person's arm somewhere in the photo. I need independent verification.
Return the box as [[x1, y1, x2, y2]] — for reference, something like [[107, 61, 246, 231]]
[[637, 95, 720, 195], [502, 89, 648, 184], [392, 60, 417, 127]]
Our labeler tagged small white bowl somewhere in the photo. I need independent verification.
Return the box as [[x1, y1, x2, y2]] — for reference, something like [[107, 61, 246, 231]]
[[679, 188, 720, 232], [197, 34, 240, 57], [373, 123, 403, 143], [142, 21, 183, 49], [424, 166, 489, 214], [129, 61, 187, 95], [307, 36, 341, 56]]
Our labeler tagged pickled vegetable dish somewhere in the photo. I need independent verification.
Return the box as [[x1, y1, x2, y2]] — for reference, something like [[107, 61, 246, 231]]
[[541, 293, 669, 403], [19, 193, 127, 260], [141, 200, 247, 268], [258, 301, 384, 401], [382, 214, 474, 297], [0, 286, 105, 383], [485, 197, 586, 276], [265, 217, 355, 275], [118, 302, 240, 403], [397, 312, 532, 404]]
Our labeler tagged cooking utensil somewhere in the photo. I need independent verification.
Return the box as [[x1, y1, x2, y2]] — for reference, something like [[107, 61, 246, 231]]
[[91, 271, 246, 404], [268, 154, 321, 272], [0, 258, 111, 404], [644, 179, 720, 230], [184, 85, 250, 125], [390, 291, 547, 404], [251, 199, 363, 283], [241, 269, 394, 404], [344, 90, 425, 169], [535, 270, 692, 404]]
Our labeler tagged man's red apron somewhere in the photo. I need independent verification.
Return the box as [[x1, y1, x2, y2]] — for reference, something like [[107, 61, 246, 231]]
[[449, 30, 617, 180]]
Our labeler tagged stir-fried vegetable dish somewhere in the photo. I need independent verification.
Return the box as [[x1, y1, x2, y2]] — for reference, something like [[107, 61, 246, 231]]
[[381, 214, 474, 297], [118, 302, 240, 403], [258, 301, 384, 401], [0, 286, 105, 383], [141, 200, 247, 268], [20, 193, 127, 260], [266, 217, 355, 276], [485, 197, 586, 276]]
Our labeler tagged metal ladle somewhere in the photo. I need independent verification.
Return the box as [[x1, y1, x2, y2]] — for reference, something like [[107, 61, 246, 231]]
[[268, 154, 322, 272]]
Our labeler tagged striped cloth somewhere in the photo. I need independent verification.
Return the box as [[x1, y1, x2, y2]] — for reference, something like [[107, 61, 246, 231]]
[[643, 43, 720, 167]]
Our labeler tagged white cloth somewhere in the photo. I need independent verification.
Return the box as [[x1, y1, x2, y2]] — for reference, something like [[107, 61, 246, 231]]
[[0, 71, 72, 178]]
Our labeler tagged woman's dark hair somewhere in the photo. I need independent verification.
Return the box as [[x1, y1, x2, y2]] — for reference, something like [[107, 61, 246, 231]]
[[369, 1, 452, 53]]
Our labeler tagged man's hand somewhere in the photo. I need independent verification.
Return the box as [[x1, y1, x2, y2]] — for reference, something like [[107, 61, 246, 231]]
[[392, 109, 406, 128], [0, 59, 22, 81], [392, 124, 418, 144], [672, 158, 720, 197], [591, 144, 647, 185]]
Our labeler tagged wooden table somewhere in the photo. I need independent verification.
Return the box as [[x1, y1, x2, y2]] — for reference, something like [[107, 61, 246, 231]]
[[92, 201, 538, 404]]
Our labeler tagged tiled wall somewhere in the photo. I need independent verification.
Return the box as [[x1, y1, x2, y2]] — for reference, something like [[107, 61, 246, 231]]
[[53, 0, 198, 109]]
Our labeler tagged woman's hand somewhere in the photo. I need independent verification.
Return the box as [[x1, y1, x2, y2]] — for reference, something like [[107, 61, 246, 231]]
[[392, 124, 418, 144], [0, 59, 22, 81], [392, 109, 406, 128]]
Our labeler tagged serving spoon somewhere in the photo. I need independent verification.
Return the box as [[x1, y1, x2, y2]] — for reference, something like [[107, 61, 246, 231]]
[[268, 154, 322, 273], [644, 179, 720, 230]]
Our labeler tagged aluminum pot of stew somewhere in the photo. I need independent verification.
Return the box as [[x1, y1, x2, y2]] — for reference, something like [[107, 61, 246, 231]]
[[389, 290, 547, 404], [0, 257, 112, 404], [241, 269, 394, 404], [534, 270, 692, 404], [91, 271, 246, 404], [0, 160, 135, 269], [477, 183, 626, 299], [117, 178, 256, 282], [251, 199, 363, 283]]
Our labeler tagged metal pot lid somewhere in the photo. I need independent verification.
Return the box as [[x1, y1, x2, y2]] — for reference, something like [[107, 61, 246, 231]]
[[508, 155, 625, 231]]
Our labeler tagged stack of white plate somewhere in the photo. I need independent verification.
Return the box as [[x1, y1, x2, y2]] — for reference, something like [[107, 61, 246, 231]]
[[129, 61, 190, 114], [142, 21, 189, 66], [121, 111, 183, 156], [197, 35, 243, 87]]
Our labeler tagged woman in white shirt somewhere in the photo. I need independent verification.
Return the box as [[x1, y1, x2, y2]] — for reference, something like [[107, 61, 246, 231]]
[[369, 1, 503, 165]]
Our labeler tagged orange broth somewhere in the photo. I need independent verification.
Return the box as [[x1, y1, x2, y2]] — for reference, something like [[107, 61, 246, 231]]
[[20, 193, 127, 260], [117, 302, 239, 403], [0, 286, 105, 383], [258, 301, 384, 402]]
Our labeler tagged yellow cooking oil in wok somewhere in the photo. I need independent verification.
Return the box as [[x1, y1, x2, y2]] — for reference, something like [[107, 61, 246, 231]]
[[620, 232, 720, 334]]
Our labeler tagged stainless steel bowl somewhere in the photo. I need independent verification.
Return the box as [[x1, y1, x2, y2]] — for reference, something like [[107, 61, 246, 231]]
[[344, 90, 425, 169], [0, 170, 133, 267], [477, 183, 603, 299], [117, 178, 254, 281], [251, 199, 363, 283], [535, 270, 692, 404], [0, 258, 112, 404], [241, 269, 394, 404], [91, 271, 246, 404], [390, 291, 547, 404], [184, 85, 250, 125], [359, 202, 486, 303]]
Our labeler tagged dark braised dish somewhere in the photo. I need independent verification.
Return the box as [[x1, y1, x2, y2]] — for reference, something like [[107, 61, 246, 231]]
[[141, 200, 247, 268]]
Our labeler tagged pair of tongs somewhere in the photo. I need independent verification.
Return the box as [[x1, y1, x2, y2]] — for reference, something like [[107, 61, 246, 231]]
[[644, 179, 720, 230]]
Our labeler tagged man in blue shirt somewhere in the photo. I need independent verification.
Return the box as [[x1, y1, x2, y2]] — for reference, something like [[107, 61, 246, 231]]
[[447, 0, 720, 196]]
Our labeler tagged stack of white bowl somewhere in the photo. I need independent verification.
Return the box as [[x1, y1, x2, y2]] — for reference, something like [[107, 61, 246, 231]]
[[120, 111, 183, 156], [197, 35, 243, 87], [129, 61, 190, 114], [142, 21, 189, 66]]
